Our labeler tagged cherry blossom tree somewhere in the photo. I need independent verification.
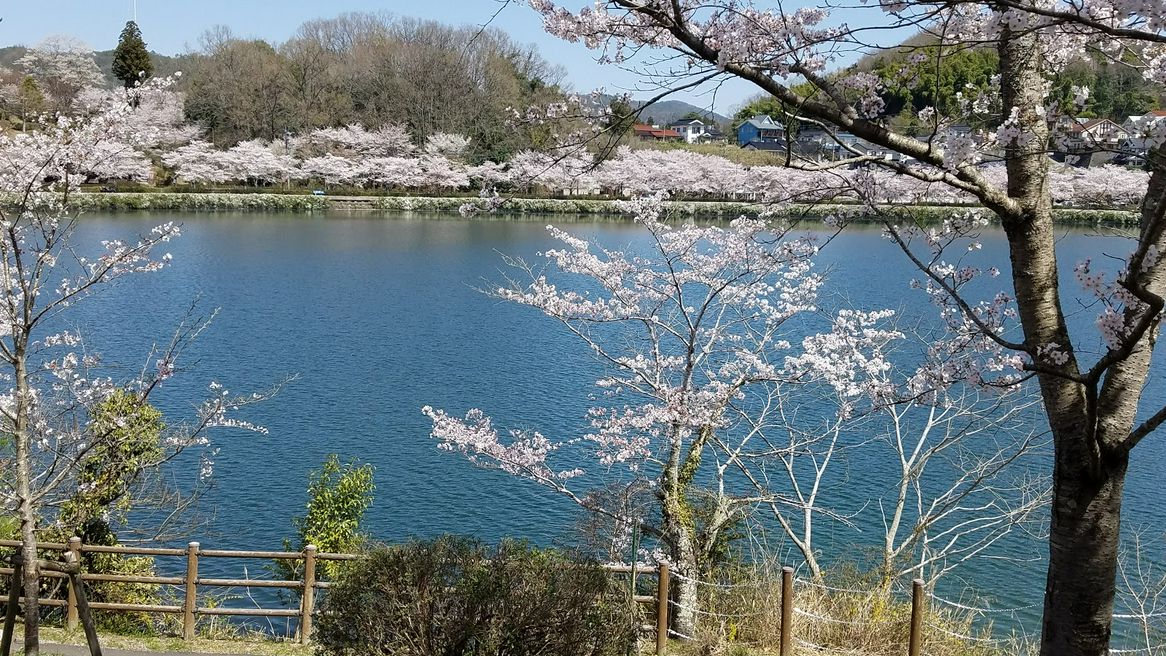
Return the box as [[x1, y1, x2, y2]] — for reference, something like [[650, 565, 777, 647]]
[[423, 191, 1049, 631], [516, 1, 1166, 653], [423, 132, 472, 160], [225, 140, 296, 186], [299, 154, 359, 187], [0, 95, 270, 656], [427, 199, 1056, 640], [162, 140, 234, 185], [356, 157, 423, 189], [15, 36, 104, 114], [121, 79, 202, 151], [425, 196, 832, 633]]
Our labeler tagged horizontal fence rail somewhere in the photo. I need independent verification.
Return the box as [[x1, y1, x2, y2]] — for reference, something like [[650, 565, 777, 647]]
[[0, 538, 671, 654], [6, 539, 1079, 655]]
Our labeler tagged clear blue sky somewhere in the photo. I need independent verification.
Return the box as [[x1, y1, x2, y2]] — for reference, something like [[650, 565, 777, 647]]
[[0, 0, 764, 114]]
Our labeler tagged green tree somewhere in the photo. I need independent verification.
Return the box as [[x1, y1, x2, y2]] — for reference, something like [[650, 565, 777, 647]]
[[56, 389, 165, 539], [872, 47, 998, 122], [606, 97, 637, 136], [17, 76, 46, 130], [278, 454, 375, 581], [111, 21, 154, 89]]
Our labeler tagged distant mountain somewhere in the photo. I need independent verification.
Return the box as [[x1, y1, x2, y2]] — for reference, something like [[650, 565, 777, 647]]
[[585, 92, 730, 127], [631, 99, 729, 127], [0, 46, 192, 87]]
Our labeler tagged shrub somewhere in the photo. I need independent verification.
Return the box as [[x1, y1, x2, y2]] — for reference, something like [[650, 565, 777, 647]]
[[276, 454, 374, 586], [313, 536, 642, 656]]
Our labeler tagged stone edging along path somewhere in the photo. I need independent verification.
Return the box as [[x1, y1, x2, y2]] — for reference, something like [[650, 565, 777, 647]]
[[61, 191, 1142, 226]]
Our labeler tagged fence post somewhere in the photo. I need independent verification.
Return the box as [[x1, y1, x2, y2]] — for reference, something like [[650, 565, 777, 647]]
[[66, 536, 81, 631], [183, 542, 199, 641], [300, 545, 317, 645], [655, 562, 669, 656], [780, 566, 794, 656], [1, 559, 20, 656], [64, 549, 102, 656], [909, 578, 926, 656]]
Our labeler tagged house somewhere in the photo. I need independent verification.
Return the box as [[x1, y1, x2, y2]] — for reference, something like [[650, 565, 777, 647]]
[[633, 123, 682, 142], [737, 115, 784, 146], [1064, 118, 1127, 148], [741, 140, 788, 153], [697, 127, 728, 144], [1122, 110, 1166, 136], [1118, 111, 1166, 163], [791, 128, 871, 161], [669, 118, 718, 144]]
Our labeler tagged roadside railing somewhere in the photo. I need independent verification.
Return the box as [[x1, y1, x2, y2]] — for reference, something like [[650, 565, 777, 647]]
[[0, 538, 671, 654]]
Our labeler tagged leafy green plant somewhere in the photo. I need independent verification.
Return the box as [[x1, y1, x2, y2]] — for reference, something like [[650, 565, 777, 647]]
[[276, 454, 374, 583], [312, 536, 641, 656], [57, 389, 166, 535]]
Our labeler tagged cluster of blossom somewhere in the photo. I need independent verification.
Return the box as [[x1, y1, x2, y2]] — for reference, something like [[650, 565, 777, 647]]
[[291, 123, 416, 158], [784, 309, 903, 415], [427, 193, 888, 490], [530, 0, 843, 78], [883, 213, 1030, 391], [838, 73, 886, 119], [422, 406, 582, 485], [1073, 255, 1154, 351]]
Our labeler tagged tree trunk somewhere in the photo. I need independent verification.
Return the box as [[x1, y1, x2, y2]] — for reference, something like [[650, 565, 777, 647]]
[[660, 489, 700, 638], [1038, 145, 1166, 656], [659, 421, 700, 637], [17, 505, 39, 656], [16, 453, 39, 656], [13, 352, 39, 656], [1040, 452, 1126, 656], [669, 552, 699, 639], [995, 13, 1130, 656]]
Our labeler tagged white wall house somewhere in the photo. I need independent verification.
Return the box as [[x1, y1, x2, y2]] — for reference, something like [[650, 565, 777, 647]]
[[669, 118, 715, 144]]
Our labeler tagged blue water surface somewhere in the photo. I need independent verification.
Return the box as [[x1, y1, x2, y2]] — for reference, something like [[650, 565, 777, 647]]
[[60, 212, 1164, 639]]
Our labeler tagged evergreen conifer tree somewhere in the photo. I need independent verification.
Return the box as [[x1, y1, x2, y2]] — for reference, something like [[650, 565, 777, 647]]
[[111, 20, 153, 88]]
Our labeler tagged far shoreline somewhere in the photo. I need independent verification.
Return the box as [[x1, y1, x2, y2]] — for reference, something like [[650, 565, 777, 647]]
[[64, 191, 1142, 226]]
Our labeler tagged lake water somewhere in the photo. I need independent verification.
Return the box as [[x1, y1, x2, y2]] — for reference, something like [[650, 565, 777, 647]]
[[63, 211, 1165, 640]]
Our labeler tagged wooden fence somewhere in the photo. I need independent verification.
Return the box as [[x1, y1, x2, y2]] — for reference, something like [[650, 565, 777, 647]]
[[1, 539, 946, 656], [0, 538, 672, 655]]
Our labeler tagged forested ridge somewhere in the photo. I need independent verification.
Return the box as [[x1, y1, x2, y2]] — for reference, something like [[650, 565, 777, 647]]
[[0, 13, 572, 164], [735, 39, 1163, 131]]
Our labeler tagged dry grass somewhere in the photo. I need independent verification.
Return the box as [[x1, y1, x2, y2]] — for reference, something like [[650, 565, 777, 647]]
[[10, 624, 311, 656], [665, 562, 1037, 656]]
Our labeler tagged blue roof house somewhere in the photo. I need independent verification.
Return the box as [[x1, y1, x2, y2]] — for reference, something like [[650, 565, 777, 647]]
[[737, 115, 784, 146]]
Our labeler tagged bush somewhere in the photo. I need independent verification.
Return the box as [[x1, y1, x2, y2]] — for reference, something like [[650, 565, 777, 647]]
[[276, 454, 374, 587], [313, 536, 642, 656]]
